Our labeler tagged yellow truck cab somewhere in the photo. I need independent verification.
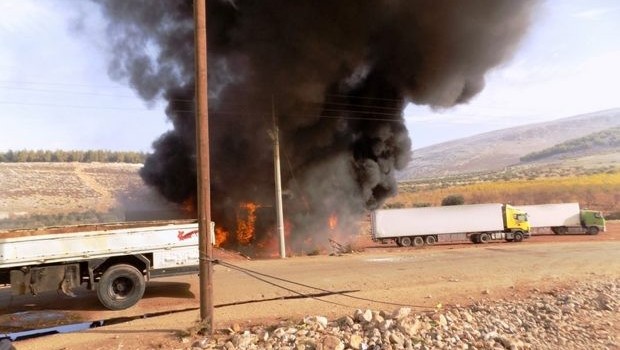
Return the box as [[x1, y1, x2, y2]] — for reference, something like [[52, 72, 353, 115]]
[[503, 204, 531, 240]]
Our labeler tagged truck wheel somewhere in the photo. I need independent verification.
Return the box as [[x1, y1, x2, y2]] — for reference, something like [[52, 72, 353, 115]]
[[478, 233, 490, 244], [97, 264, 145, 310], [587, 226, 599, 235], [424, 235, 436, 245], [399, 237, 412, 247], [395, 238, 403, 247], [553, 227, 567, 235], [470, 234, 480, 244], [413, 236, 424, 247], [513, 231, 524, 242]]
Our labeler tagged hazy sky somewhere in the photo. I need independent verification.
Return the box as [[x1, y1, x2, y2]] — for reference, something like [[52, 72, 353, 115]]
[[0, 0, 619, 152]]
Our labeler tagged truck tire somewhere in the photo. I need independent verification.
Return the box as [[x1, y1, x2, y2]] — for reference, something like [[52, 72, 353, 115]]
[[552, 227, 567, 235], [478, 233, 490, 244], [587, 226, 599, 235], [424, 235, 436, 246], [395, 238, 403, 247], [97, 264, 146, 310], [413, 236, 424, 247], [399, 237, 412, 247], [513, 231, 524, 242], [470, 234, 480, 244]]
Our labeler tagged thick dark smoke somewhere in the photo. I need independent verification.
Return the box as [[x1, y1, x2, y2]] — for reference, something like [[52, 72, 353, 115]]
[[92, 0, 536, 250]]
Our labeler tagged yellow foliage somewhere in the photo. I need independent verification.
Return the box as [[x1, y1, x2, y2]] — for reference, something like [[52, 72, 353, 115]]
[[393, 172, 620, 213]]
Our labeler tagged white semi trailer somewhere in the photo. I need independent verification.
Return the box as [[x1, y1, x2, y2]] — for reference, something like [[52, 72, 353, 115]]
[[371, 203, 530, 246], [515, 203, 606, 235], [0, 220, 208, 310]]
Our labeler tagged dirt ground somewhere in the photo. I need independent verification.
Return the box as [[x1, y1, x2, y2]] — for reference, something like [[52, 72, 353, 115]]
[[5, 221, 620, 350]]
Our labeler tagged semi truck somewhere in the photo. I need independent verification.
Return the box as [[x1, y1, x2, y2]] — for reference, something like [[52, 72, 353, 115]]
[[371, 203, 530, 246], [515, 203, 605, 235], [0, 220, 208, 310]]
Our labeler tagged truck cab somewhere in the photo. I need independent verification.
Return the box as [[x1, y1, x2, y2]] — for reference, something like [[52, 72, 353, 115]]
[[580, 209, 606, 234], [504, 205, 531, 238]]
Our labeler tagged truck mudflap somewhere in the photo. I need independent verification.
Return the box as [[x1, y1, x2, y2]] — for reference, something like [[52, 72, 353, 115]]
[[10, 264, 80, 297]]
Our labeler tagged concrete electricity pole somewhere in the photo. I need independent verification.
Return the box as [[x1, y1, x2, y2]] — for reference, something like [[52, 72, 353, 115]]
[[271, 99, 286, 258], [193, 0, 214, 333]]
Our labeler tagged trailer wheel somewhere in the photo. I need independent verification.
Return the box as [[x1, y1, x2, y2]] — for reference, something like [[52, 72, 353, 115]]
[[513, 231, 524, 242], [587, 226, 599, 235], [470, 234, 480, 244], [97, 264, 145, 310], [399, 237, 412, 247], [478, 233, 490, 244], [424, 235, 436, 245], [553, 227, 567, 235], [413, 236, 424, 247]]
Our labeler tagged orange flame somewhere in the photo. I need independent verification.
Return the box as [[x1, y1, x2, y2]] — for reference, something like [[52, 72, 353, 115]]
[[328, 213, 338, 230], [214, 227, 228, 247], [236, 202, 259, 245]]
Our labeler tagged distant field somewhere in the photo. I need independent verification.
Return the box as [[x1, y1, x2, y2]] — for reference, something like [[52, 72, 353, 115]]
[[1, 162, 618, 230], [391, 168, 620, 215], [0, 162, 183, 229]]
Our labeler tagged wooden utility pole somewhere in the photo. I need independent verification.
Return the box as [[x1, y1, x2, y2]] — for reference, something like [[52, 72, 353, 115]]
[[193, 0, 214, 333]]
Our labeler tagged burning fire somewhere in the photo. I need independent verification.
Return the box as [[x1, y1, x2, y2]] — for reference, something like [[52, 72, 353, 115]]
[[214, 227, 228, 247], [236, 202, 259, 245]]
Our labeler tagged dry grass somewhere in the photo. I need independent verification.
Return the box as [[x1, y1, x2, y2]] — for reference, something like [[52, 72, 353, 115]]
[[1, 162, 618, 230], [0, 162, 181, 229], [391, 169, 620, 214]]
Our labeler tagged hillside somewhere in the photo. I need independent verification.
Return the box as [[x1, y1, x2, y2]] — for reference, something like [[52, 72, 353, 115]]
[[0, 163, 187, 229], [520, 127, 620, 162], [398, 109, 620, 180]]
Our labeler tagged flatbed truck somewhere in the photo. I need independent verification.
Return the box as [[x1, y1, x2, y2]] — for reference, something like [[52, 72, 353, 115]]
[[0, 220, 206, 310]]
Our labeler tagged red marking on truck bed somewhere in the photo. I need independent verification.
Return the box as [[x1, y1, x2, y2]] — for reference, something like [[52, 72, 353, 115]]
[[177, 230, 198, 241]]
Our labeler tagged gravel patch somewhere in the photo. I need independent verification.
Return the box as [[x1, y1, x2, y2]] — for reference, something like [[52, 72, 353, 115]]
[[189, 279, 618, 350]]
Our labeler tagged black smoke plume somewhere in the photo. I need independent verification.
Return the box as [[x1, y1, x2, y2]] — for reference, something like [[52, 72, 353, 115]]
[[92, 0, 536, 250]]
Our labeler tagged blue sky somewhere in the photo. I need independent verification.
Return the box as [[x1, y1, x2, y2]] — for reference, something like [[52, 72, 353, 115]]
[[0, 1, 619, 152], [405, 1, 620, 148]]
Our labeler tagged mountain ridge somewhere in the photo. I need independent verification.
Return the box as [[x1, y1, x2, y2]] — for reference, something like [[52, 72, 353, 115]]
[[398, 108, 620, 180]]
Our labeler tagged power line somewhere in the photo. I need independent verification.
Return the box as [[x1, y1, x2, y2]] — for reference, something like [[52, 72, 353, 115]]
[[0, 100, 163, 112], [0, 79, 129, 90], [0, 86, 148, 100], [4, 97, 550, 125], [0, 100, 410, 123], [215, 259, 435, 310], [0, 81, 559, 117]]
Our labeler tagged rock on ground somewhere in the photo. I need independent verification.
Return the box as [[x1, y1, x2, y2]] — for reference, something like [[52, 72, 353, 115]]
[[191, 279, 618, 350]]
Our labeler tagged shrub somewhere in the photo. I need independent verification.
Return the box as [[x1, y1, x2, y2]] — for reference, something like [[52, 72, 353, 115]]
[[441, 194, 465, 206], [412, 202, 431, 208]]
